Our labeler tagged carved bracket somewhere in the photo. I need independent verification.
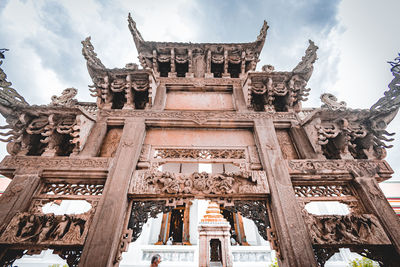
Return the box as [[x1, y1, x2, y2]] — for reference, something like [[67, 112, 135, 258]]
[[313, 247, 339, 267], [225, 200, 270, 241], [127, 201, 172, 242]]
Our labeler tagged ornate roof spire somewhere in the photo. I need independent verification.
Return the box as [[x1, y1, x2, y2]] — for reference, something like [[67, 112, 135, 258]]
[[128, 13, 145, 51], [292, 40, 318, 82]]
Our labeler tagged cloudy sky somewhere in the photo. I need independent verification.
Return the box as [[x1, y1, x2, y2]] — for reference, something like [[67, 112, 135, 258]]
[[0, 0, 399, 179]]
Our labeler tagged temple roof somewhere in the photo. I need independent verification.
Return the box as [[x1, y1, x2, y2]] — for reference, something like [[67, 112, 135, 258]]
[[127, 13, 269, 56]]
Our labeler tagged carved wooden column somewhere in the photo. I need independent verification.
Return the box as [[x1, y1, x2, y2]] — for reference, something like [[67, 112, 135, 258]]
[[205, 50, 213, 78], [79, 118, 108, 157], [186, 49, 194, 78], [169, 48, 177, 78], [353, 176, 400, 255], [222, 50, 230, 78], [240, 51, 246, 78], [253, 118, 317, 267], [79, 118, 146, 267], [152, 50, 158, 74], [0, 170, 41, 230], [183, 201, 192, 245]]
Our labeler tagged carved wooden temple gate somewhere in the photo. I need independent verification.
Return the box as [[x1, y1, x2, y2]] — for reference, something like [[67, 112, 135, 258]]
[[0, 13, 400, 267]]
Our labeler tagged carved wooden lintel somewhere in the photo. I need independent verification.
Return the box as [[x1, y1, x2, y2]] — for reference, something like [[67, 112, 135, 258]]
[[99, 109, 297, 124]]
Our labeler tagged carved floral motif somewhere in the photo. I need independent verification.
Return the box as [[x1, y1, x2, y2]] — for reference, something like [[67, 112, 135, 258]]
[[127, 201, 172, 242]]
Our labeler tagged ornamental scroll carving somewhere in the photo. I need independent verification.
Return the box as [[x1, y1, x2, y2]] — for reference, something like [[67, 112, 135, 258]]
[[127, 201, 172, 242], [0, 211, 93, 245], [225, 200, 270, 241], [154, 148, 246, 160], [313, 247, 339, 267], [130, 171, 269, 196], [304, 213, 391, 245], [53, 248, 82, 267]]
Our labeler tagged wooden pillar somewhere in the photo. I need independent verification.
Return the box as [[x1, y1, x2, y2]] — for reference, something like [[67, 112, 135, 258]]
[[240, 51, 246, 77], [205, 50, 213, 78], [222, 50, 230, 78], [183, 202, 192, 245], [0, 170, 41, 230], [152, 50, 158, 74], [155, 213, 169, 245], [253, 118, 317, 267], [79, 118, 146, 267], [79, 118, 108, 157], [169, 48, 177, 78], [186, 49, 194, 78], [353, 176, 400, 255]]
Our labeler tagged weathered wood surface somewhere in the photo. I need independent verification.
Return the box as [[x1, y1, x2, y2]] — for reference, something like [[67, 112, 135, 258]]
[[254, 118, 318, 267], [79, 118, 146, 267]]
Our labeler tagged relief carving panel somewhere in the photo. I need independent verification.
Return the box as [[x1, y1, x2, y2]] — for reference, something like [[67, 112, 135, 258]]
[[0, 211, 93, 245], [304, 213, 391, 245], [129, 171, 269, 196]]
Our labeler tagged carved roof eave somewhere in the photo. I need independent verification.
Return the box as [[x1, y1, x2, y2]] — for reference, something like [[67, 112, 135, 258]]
[[17, 104, 96, 121], [244, 71, 293, 82], [300, 108, 398, 126], [87, 64, 154, 81], [81, 36, 154, 81], [128, 13, 268, 57]]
